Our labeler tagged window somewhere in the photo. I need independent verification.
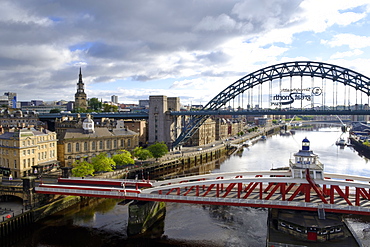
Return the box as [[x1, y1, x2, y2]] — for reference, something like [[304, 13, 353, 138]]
[[28, 158, 30, 167], [23, 159, 26, 168], [76, 143, 80, 152], [120, 139, 124, 147], [99, 141, 103, 149], [14, 160, 17, 168], [92, 141, 96, 150], [114, 140, 117, 148], [106, 140, 110, 149], [67, 143, 71, 152], [84, 142, 88, 151], [128, 139, 131, 147]]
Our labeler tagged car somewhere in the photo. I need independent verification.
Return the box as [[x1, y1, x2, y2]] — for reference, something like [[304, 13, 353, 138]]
[[211, 144, 215, 147], [197, 148, 203, 151]]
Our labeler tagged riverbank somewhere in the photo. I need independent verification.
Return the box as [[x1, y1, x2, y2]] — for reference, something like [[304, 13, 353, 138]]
[[0, 125, 280, 239]]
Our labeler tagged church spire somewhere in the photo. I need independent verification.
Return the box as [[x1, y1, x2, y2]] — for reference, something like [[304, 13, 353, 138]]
[[77, 67, 85, 93], [74, 67, 87, 111]]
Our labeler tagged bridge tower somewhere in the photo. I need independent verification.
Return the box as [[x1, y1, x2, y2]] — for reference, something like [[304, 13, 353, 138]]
[[289, 138, 324, 180], [148, 95, 181, 149]]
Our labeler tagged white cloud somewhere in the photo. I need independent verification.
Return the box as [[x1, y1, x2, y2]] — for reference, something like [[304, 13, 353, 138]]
[[0, 0, 369, 105], [322, 33, 370, 49], [330, 49, 363, 59]]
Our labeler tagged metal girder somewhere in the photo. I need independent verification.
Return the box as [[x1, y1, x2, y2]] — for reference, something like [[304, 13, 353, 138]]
[[173, 61, 370, 148]]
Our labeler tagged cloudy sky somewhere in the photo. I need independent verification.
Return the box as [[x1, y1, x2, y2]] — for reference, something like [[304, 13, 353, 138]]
[[1, 0, 370, 106]]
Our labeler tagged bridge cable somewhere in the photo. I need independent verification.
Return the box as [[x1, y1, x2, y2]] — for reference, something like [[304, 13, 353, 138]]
[[279, 77, 282, 110], [269, 79, 272, 109], [343, 82, 346, 110], [311, 76, 314, 109], [300, 76, 303, 110], [335, 81, 338, 110], [290, 76, 292, 110], [322, 78, 325, 109]]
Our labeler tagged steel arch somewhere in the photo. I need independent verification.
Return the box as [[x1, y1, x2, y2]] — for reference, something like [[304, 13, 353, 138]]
[[173, 61, 370, 147]]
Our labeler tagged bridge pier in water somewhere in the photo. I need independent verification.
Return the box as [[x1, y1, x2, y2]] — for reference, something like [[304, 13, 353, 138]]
[[127, 201, 166, 236]]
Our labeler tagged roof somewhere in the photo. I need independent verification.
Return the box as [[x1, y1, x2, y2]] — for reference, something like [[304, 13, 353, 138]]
[[60, 127, 137, 140], [0, 128, 53, 139]]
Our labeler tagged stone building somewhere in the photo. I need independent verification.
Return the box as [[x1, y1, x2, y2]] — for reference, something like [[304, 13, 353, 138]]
[[215, 118, 229, 141], [57, 114, 139, 167], [0, 128, 58, 178], [124, 120, 147, 146], [74, 68, 87, 111], [0, 109, 41, 131], [185, 118, 216, 146], [148, 95, 181, 149]]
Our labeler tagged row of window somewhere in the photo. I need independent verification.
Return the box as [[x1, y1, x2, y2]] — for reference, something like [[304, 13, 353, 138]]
[[0, 119, 37, 123], [67, 139, 132, 153], [0, 137, 56, 147], [0, 150, 56, 170]]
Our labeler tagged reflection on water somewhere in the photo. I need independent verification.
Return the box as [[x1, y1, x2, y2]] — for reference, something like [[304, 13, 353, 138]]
[[9, 127, 370, 246]]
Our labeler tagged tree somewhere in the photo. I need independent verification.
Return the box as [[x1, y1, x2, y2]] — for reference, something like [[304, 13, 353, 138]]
[[102, 104, 118, 112], [91, 153, 116, 173], [88, 97, 102, 111], [50, 108, 61, 113], [112, 150, 134, 167], [71, 160, 94, 177], [147, 142, 168, 159], [133, 147, 153, 162]]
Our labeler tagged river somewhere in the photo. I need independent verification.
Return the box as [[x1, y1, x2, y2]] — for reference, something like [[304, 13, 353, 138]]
[[8, 126, 370, 247]]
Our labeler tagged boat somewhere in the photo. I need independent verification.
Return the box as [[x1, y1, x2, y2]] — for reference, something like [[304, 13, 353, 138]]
[[335, 138, 346, 146], [260, 135, 266, 141]]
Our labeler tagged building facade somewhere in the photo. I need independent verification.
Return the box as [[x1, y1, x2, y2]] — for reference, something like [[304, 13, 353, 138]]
[[148, 95, 181, 149], [185, 118, 216, 146], [57, 114, 139, 167], [0, 110, 41, 130], [74, 68, 87, 111], [0, 128, 58, 178]]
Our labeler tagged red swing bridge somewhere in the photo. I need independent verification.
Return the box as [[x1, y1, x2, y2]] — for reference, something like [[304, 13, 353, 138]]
[[35, 138, 370, 216]]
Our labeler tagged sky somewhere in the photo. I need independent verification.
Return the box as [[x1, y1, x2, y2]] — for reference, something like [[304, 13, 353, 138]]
[[1, 0, 370, 106]]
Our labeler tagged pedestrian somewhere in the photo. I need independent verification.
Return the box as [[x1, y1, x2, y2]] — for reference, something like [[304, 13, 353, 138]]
[[9, 174, 12, 180]]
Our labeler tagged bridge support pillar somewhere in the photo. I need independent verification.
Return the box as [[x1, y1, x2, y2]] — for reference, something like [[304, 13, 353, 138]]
[[61, 167, 72, 178], [127, 201, 166, 236], [22, 176, 36, 209]]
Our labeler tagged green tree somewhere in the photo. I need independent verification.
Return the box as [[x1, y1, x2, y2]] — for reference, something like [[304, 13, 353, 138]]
[[71, 160, 94, 177], [147, 142, 168, 159], [112, 150, 134, 167], [103, 104, 118, 112], [133, 147, 153, 162], [72, 107, 88, 113], [50, 108, 61, 113], [88, 97, 102, 111], [91, 153, 116, 173]]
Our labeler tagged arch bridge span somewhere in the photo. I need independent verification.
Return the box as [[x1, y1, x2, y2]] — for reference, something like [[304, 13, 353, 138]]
[[173, 61, 370, 147]]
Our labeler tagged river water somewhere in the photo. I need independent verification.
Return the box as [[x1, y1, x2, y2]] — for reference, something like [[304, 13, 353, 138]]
[[8, 126, 370, 247]]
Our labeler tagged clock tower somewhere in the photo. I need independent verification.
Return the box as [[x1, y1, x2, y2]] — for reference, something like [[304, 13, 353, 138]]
[[74, 68, 87, 111]]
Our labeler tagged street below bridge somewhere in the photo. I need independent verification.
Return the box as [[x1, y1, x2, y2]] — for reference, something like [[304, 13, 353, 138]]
[[8, 124, 370, 246]]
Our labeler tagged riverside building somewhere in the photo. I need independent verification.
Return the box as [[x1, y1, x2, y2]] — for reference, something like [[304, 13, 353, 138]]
[[57, 114, 139, 167], [0, 128, 58, 178]]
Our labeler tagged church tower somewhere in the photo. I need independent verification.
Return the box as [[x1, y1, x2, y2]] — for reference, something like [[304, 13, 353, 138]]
[[74, 68, 87, 111]]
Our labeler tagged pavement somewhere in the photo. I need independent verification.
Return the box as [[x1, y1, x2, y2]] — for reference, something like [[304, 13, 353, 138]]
[[0, 201, 26, 222]]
